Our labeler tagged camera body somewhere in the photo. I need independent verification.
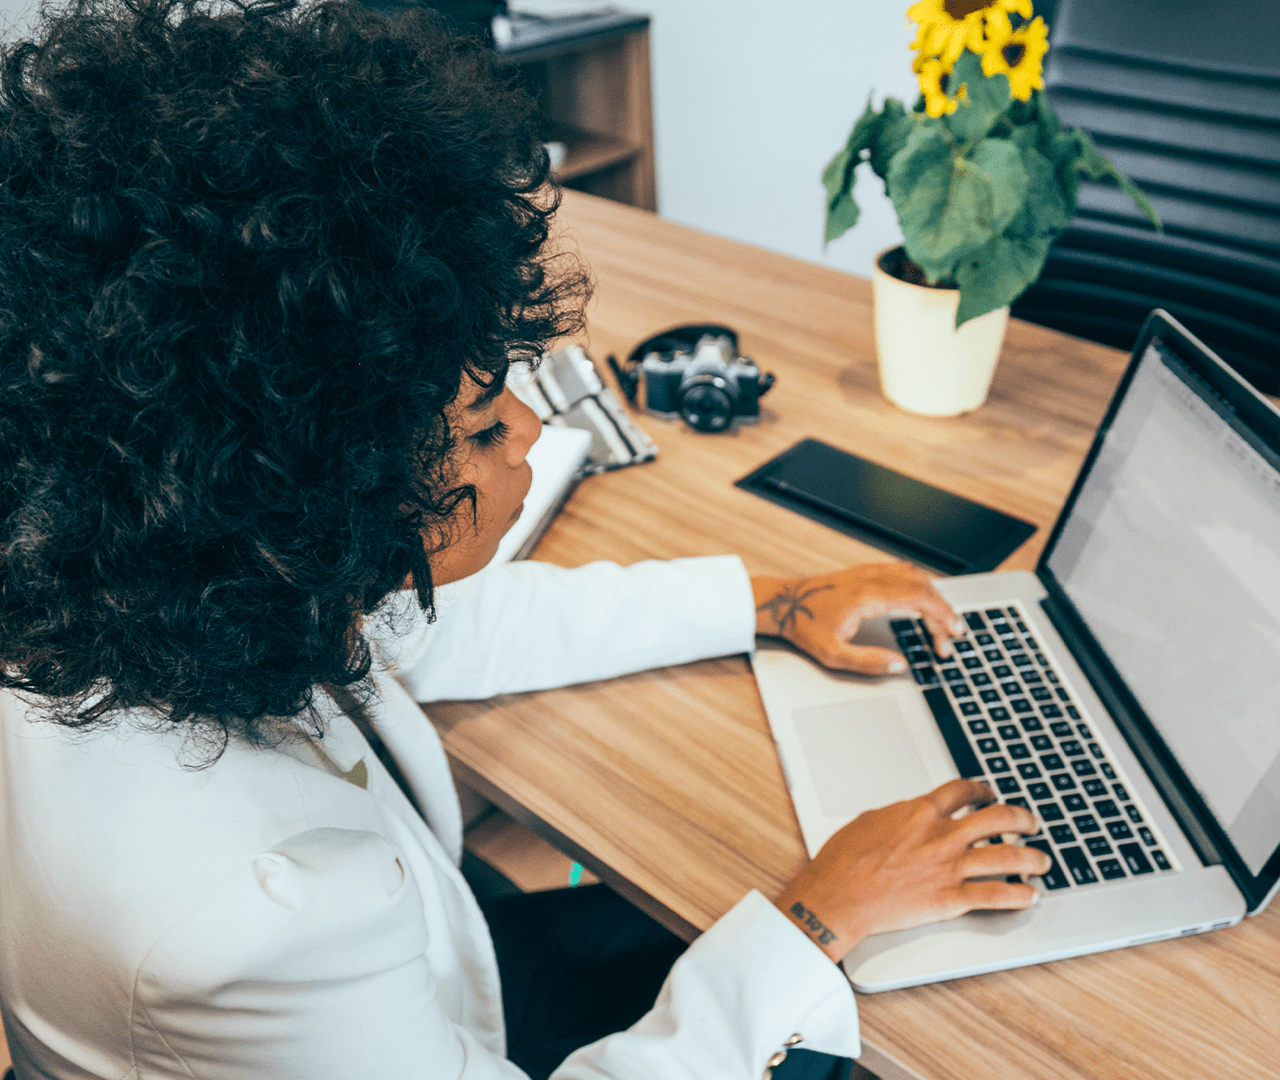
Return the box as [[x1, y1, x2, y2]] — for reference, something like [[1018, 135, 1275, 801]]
[[640, 334, 768, 433]]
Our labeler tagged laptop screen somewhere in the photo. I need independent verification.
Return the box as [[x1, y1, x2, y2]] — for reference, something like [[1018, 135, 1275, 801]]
[[1047, 338, 1280, 878]]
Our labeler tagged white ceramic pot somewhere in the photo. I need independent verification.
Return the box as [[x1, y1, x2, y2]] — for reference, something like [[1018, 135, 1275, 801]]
[[872, 246, 1010, 417]]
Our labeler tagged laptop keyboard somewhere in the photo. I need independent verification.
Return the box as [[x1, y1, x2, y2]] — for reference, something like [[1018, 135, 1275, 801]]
[[890, 605, 1178, 892]]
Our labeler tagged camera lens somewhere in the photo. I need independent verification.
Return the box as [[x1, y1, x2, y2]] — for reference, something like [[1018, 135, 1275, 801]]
[[680, 379, 735, 432]]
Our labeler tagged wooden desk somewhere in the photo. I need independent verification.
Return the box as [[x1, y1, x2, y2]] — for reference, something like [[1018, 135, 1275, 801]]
[[430, 191, 1280, 1080]]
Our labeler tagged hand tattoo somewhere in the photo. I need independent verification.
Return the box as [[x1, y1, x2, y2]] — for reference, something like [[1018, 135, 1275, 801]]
[[789, 901, 837, 947], [756, 583, 834, 637]]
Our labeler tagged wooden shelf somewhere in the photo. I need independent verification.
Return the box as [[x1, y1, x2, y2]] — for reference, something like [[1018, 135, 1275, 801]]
[[499, 12, 656, 211]]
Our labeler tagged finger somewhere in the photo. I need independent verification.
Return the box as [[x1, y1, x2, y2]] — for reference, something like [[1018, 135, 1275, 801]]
[[921, 611, 959, 658], [815, 641, 910, 676], [962, 841, 1053, 879], [952, 801, 1039, 845], [953, 877, 1043, 913], [895, 582, 963, 640], [926, 777, 996, 818]]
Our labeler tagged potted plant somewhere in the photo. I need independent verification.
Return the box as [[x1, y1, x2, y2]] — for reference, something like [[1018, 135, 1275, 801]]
[[823, 0, 1159, 416]]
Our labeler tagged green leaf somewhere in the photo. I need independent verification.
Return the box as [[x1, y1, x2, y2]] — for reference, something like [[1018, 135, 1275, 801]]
[[825, 189, 861, 242], [1070, 128, 1162, 229], [1010, 146, 1072, 241], [869, 98, 917, 181], [953, 232, 1051, 325], [890, 126, 993, 282], [1032, 89, 1060, 146], [945, 50, 1011, 149], [971, 138, 1028, 234]]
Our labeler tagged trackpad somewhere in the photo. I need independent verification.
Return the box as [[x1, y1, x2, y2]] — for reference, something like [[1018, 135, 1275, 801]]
[[793, 697, 932, 818]]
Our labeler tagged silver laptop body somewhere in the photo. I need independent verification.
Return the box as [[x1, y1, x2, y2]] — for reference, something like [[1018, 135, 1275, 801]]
[[754, 311, 1280, 991]]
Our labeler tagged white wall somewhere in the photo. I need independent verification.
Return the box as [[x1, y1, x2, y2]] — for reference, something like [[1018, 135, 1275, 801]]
[[644, 0, 919, 278], [0, 0, 36, 39]]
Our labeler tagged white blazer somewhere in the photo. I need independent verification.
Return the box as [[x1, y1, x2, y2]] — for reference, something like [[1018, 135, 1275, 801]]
[[0, 556, 860, 1080]]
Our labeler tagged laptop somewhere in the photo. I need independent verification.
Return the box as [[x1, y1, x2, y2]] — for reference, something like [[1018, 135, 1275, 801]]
[[753, 310, 1280, 992]]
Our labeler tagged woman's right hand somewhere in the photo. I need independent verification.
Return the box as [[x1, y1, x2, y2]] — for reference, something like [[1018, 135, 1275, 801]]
[[774, 778, 1051, 961]]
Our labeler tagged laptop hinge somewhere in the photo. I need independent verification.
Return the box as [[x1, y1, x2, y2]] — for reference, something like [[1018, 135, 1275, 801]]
[[1037, 592, 1227, 870]]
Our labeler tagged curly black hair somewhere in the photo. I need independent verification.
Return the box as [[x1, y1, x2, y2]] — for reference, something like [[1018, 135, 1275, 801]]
[[0, 0, 588, 746]]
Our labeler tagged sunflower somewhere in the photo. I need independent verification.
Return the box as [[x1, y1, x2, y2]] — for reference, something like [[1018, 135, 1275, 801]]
[[918, 57, 963, 116], [907, 0, 1033, 67], [980, 14, 1049, 100]]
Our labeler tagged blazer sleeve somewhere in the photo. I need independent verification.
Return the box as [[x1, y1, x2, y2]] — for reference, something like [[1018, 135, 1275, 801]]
[[131, 830, 859, 1080], [379, 556, 757, 703]]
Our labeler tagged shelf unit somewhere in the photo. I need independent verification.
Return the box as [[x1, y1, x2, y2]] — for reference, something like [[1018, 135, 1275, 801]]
[[497, 11, 656, 211]]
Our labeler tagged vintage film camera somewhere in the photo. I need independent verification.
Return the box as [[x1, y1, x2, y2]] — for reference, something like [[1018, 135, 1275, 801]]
[[608, 324, 776, 433]]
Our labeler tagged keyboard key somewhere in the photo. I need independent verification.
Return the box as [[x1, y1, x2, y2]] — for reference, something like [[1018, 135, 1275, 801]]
[[1037, 801, 1065, 821], [985, 649, 1004, 662], [1056, 688, 1071, 701], [912, 666, 938, 685], [980, 689, 1001, 703], [1050, 721, 1073, 737], [984, 608, 1006, 620], [1098, 858, 1127, 880], [1026, 840, 1070, 890], [1138, 826, 1157, 846], [1022, 670, 1043, 684], [992, 665, 1013, 678], [996, 776, 1021, 794], [1051, 773, 1077, 791], [1063, 794, 1087, 812], [1049, 824, 1075, 843], [1006, 796, 1029, 808], [1012, 654, 1033, 667], [1060, 846, 1098, 885], [964, 612, 987, 631], [977, 737, 999, 754], [1020, 716, 1044, 732], [906, 648, 931, 664], [963, 657, 983, 672], [1001, 682, 1022, 696], [1094, 799, 1120, 818], [1031, 735, 1053, 751], [1060, 739, 1083, 756], [955, 640, 975, 653], [1031, 687, 1053, 701], [1066, 706, 1081, 719], [1100, 763, 1117, 780], [968, 719, 990, 734], [989, 707, 1010, 721], [986, 757, 1010, 773], [1077, 724, 1092, 739], [1085, 835, 1113, 856], [891, 619, 917, 633], [1034, 654, 1049, 667], [960, 701, 981, 716], [950, 684, 973, 698], [971, 671, 991, 685], [1023, 634, 1037, 648], [1018, 763, 1042, 779], [1007, 742, 1031, 760], [1072, 814, 1100, 834], [1125, 804, 1143, 823], [1107, 821, 1134, 840], [976, 633, 994, 646], [942, 666, 964, 681], [1040, 753, 1064, 770], [1045, 670, 1059, 683], [1088, 742, 1105, 759], [1011, 699, 1033, 713], [1082, 779, 1107, 797], [1151, 849, 1171, 871], [1040, 704, 1064, 718], [1071, 759, 1097, 777], [1112, 783, 1130, 801], [992, 621, 1013, 636], [1118, 842, 1154, 875], [997, 724, 1020, 740], [1028, 782, 1052, 801]]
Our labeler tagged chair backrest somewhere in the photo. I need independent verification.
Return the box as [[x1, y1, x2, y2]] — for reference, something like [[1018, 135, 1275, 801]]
[[1011, 0, 1280, 392]]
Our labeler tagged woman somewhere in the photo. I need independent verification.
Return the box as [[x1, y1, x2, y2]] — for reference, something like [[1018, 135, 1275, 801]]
[[0, 2, 1048, 1078]]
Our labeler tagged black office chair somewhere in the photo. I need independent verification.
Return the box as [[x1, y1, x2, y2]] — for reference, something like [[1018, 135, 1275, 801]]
[[1011, 0, 1280, 393]]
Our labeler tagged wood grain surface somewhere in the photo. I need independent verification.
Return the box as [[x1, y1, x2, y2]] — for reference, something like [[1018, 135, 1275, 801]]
[[430, 190, 1280, 1080]]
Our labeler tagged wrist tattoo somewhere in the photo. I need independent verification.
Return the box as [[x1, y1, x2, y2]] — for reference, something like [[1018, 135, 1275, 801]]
[[757, 583, 834, 637], [789, 901, 837, 947]]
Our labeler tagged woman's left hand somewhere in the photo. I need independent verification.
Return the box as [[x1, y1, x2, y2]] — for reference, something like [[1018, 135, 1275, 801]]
[[751, 562, 963, 675]]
